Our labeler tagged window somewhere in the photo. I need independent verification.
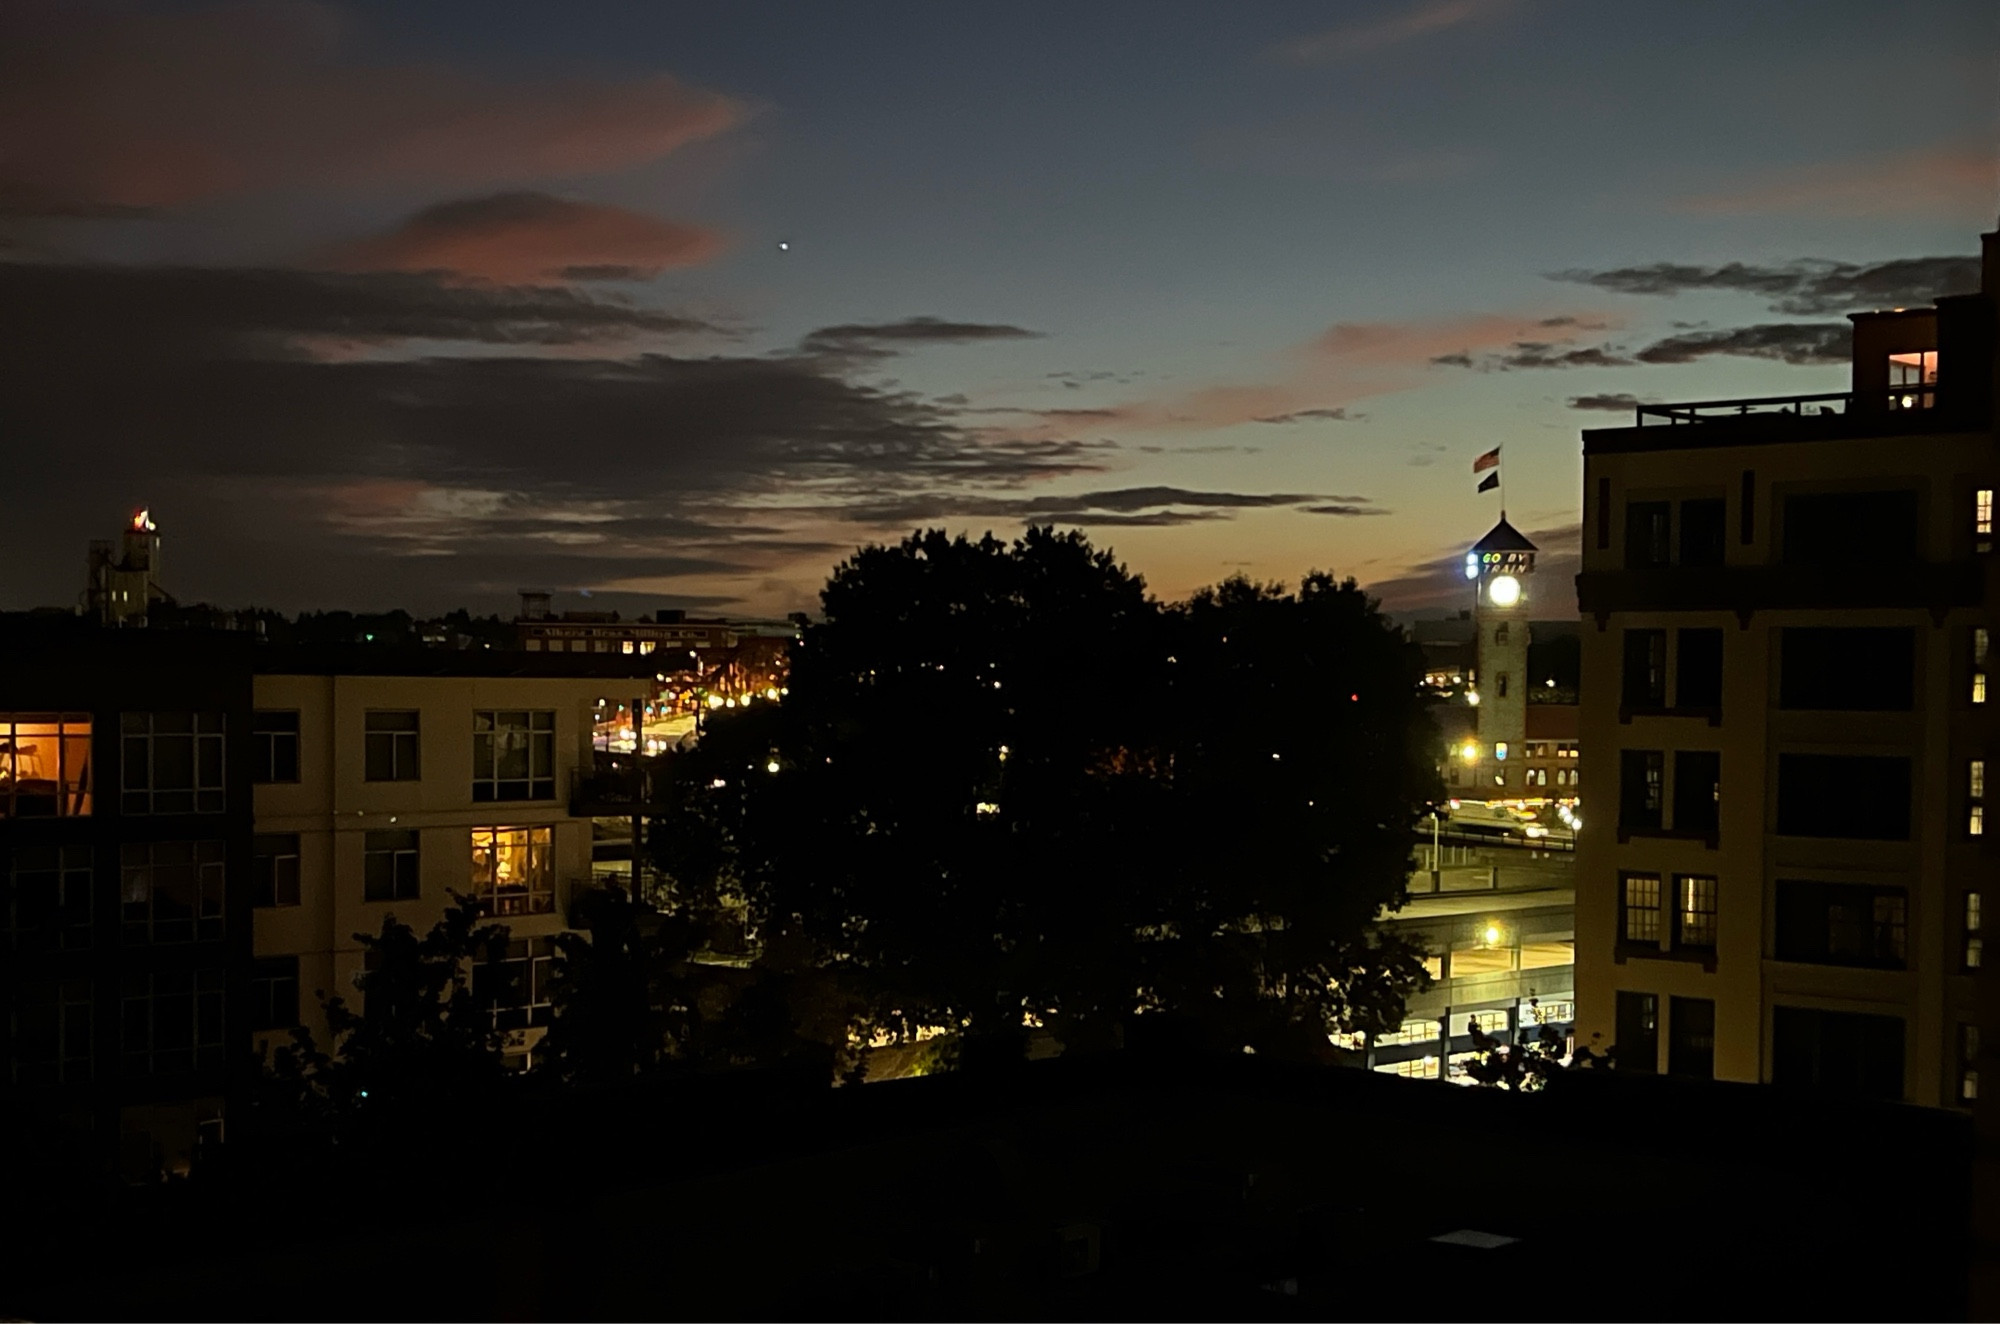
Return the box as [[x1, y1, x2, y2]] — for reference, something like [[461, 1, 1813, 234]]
[[363, 830, 420, 902], [1975, 628, 1990, 706], [1965, 891, 1983, 971], [474, 936, 556, 1030], [1679, 498, 1725, 567], [120, 841, 225, 944], [1495, 622, 1510, 646], [11, 979, 93, 1086], [1672, 752, 1720, 836], [365, 710, 421, 782], [1971, 760, 1987, 838], [1621, 630, 1666, 709], [251, 834, 300, 908], [1778, 628, 1915, 711], [1739, 469, 1756, 544], [1619, 749, 1664, 833], [1775, 881, 1907, 969], [1675, 875, 1718, 949], [1621, 873, 1662, 944], [1887, 350, 1937, 410], [1781, 490, 1918, 568], [249, 957, 300, 1031], [251, 711, 299, 784], [1496, 673, 1509, 699], [472, 711, 555, 802], [121, 969, 225, 1075], [0, 715, 92, 817], [1596, 477, 1612, 549], [1961, 1025, 1980, 1105], [1676, 629, 1723, 709], [1525, 767, 1547, 787], [1977, 489, 1993, 554], [6, 845, 92, 951], [1495, 741, 1509, 761], [1380, 1057, 1440, 1080], [121, 712, 225, 815], [1615, 992, 1658, 1074], [1772, 1006, 1904, 1099], [1375, 1020, 1441, 1048], [1625, 501, 1671, 569], [1775, 755, 1911, 840], [469, 826, 554, 917], [1668, 997, 1715, 1079]]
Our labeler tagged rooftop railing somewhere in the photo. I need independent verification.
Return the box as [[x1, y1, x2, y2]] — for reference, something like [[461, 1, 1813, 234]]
[[1635, 386, 1937, 426]]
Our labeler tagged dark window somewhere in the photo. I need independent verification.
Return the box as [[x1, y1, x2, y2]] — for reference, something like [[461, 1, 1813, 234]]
[[1775, 755, 1911, 839], [363, 830, 420, 902], [1740, 470, 1755, 544], [6, 844, 93, 951], [1772, 1006, 1904, 1100], [1676, 629, 1723, 709], [473, 937, 555, 1031], [1495, 622, 1509, 646], [1778, 628, 1915, 711], [1619, 750, 1664, 833], [1781, 490, 1919, 567], [1620, 873, 1661, 944], [1615, 992, 1658, 1074], [1776, 881, 1908, 968], [121, 969, 225, 1075], [472, 711, 555, 802], [1669, 997, 1716, 1079], [1597, 477, 1612, 549], [121, 712, 225, 815], [1672, 751, 1720, 835], [252, 833, 301, 908], [251, 711, 299, 784], [10, 978, 93, 1086], [249, 957, 299, 1031], [1675, 875, 1718, 950], [1621, 630, 1666, 708], [1625, 502, 1672, 569], [120, 841, 225, 944], [1497, 672, 1509, 698], [365, 710, 421, 782], [1679, 498, 1725, 567], [1961, 1024, 1980, 1105]]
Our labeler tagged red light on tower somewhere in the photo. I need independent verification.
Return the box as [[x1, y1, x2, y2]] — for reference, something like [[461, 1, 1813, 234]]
[[132, 508, 155, 532]]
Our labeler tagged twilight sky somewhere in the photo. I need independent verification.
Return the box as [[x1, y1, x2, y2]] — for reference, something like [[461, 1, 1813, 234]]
[[3, 0, 1995, 620]]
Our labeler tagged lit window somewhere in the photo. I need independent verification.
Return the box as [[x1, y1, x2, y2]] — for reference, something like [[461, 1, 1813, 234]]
[[1978, 489, 1993, 553], [0, 715, 93, 818], [469, 825, 554, 917], [1675, 875, 1718, 949], [1495, 742, 1509, 761], [1976, 629, 1990, 705], [1967, 891, 1984, 972], [622, 640, 635, 655], [1973, 760, 1987, 837], [1622, 873, 1662, 944], [1888, 350, 1938, 410]]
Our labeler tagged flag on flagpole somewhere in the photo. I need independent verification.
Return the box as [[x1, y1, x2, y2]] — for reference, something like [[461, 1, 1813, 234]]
[[1477, 471, 1499, 493], [1472, 446, 1500, 473]]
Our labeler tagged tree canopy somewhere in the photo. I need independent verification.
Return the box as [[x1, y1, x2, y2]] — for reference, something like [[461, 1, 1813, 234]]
[[662, 527, 1437, 1065]]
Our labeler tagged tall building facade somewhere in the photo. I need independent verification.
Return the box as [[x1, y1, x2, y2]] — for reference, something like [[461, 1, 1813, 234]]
[[1, 623, 653, 1178], [1573, 223, 1999, 1104]]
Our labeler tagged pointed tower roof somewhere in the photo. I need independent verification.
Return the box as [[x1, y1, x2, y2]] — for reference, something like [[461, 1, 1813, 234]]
[[1470, 516, 1537, 554]]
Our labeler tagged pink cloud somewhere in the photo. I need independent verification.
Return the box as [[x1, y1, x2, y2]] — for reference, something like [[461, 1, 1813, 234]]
[[317, 192, 726, 284], [1277, 0, 1516, 62], [1313, 312, 1613, 367], [0, 1, 741, 212], [1676, 146, 1999, 219]]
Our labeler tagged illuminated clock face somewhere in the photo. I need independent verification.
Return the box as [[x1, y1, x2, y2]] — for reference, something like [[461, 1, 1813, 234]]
[[1487, 574, 1521, 607]]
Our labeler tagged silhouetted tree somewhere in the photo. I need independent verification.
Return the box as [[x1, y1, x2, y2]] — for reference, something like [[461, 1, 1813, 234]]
[[265, 897, 511, 1116], [688, 529, 1434, 1067]]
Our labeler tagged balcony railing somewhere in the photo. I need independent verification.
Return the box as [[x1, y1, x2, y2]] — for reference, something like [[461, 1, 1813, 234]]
[[1634, 387, 1943, 426]]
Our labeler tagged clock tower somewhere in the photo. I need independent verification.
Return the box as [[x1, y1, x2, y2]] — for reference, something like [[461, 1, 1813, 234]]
[[1463, 516, 1537, 796]]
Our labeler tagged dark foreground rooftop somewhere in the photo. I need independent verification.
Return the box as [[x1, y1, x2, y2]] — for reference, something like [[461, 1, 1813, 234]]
[[5, 1049, 1970, 1321]]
